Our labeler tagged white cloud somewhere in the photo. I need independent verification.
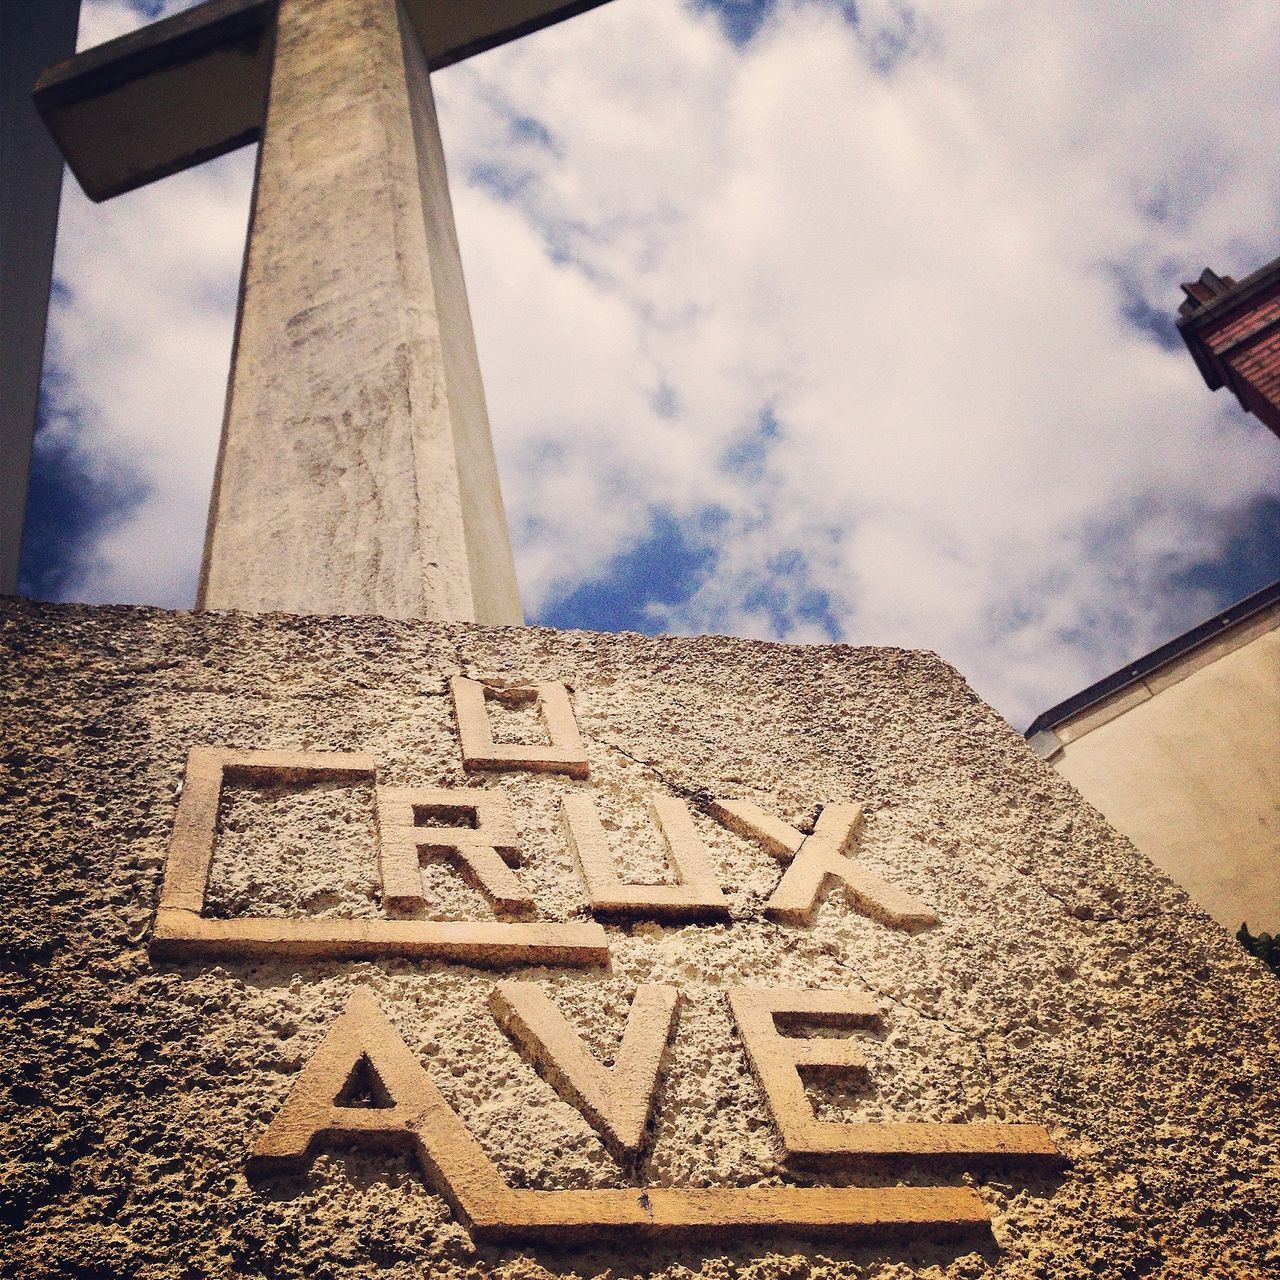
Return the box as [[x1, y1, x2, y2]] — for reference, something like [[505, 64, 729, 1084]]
[[34, 0, 1280, 727], [39, 142, 253, 604]]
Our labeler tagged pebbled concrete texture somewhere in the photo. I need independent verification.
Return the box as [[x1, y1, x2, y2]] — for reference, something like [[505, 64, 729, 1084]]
[[1, 596, 1277, 1279]]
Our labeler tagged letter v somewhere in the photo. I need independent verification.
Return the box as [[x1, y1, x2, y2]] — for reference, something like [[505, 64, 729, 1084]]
[[490, 981, 679, 1163]]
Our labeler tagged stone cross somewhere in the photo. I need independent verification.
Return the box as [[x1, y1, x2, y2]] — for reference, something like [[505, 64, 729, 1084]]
[[34, 0, 615, 623]]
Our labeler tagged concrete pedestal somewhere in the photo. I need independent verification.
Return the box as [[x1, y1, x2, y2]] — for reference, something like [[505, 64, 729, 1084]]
[[1, 597, 1276, 1277]]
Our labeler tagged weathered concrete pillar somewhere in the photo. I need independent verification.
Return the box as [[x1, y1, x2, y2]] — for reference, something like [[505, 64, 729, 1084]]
[[198, 0, 522, 624]]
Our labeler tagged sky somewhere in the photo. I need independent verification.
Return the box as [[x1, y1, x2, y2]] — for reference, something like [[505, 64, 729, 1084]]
[[19, 0, 1280, 730]]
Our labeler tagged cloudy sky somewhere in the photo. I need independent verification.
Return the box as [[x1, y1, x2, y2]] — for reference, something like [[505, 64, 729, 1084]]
[[20, 0, 1280, 729]]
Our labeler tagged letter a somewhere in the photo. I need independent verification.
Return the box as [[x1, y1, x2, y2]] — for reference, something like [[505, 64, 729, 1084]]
[[247, 986, 509, 1230]]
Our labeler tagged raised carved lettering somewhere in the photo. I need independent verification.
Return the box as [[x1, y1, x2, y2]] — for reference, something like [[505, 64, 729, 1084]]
[[376, 786, 533, 918], [152, 748, 607, 967], [249, 987, 993, 1243], [451, 677, 589, 777], [562, 794, 730, 921], [729, 987, 1060, 1162], [710, 799, 939, 930], [490, 980, 678, 1162]]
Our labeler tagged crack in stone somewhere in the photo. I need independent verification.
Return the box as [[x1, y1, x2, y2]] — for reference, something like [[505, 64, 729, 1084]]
[[1034, 882, 1179, 928], [596, 738, 712, 808], [1094, 906, 1183, 926], [819, 946, 993, 1069], [451, 641, 470, 678]]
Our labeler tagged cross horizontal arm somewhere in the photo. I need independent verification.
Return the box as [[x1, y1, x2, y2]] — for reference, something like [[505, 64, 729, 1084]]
[[35, 0, 273, 201], [35, 0, 615, 202]]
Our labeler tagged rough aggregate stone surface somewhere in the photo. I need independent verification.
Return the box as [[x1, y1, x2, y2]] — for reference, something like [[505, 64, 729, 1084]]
[[0, 598, 1277, 1279]]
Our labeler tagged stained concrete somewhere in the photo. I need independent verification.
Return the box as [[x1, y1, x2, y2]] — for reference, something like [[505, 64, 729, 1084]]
[[198, 0, 522, 624], [2, 597, 1278, 1278]]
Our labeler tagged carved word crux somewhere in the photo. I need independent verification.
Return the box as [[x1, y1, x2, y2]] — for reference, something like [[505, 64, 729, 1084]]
[[154, 677, 935, 964]]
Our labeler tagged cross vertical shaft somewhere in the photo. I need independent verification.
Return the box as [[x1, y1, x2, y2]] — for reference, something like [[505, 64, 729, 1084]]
[[198, 0, 523, 622]]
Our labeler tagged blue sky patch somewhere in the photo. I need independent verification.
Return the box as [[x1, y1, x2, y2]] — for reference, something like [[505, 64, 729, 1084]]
[[509, 114, 557, 152], [696, 0, 862, 46], [18, 393, 149, 601], [743, 548, 841, 639], [721, 406, 781, 481], [863, 3, 923, 74], [695, 0, 781, 46], [535, 507, 719, 633], [1172, 494, 1280, 608], [1111, 265, 1183, 351], [469, 160, 535, 204]]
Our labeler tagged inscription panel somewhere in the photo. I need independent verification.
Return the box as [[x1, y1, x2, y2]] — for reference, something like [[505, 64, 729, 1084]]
[[9, 602, 1273, 1279], [147, 672, 1064, 1247]]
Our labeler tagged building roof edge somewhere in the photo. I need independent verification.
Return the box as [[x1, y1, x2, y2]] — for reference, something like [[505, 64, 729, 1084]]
[[1025, 578, 1280, 740]]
